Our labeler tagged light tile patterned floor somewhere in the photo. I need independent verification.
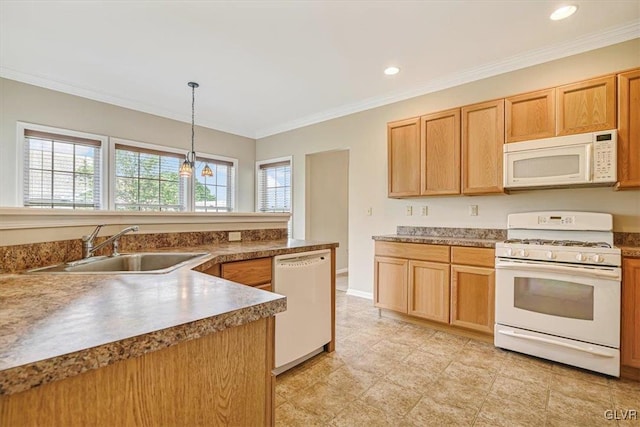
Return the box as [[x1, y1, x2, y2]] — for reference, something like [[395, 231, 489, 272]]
[[275, 290, 640, 426]]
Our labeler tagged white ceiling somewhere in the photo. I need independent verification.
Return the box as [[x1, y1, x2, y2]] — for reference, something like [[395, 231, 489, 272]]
[[1, 1, 638, 139]]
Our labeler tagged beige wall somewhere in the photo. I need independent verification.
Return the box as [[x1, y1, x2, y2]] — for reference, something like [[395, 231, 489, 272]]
[[306, 150, 349, 271], [0, 78, 256, 211], [256, 38, 640, 297]]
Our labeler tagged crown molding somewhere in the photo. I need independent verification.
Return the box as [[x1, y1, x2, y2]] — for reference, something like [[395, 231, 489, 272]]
[[0, 67, 256, 139], [255, 21, 640, 139]]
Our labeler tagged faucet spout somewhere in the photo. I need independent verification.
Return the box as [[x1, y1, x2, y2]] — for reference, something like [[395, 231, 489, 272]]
[[83, 225, 139, 258]]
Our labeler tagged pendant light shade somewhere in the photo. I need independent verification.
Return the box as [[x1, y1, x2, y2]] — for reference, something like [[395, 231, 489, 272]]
[[180, 81, 212, 178]]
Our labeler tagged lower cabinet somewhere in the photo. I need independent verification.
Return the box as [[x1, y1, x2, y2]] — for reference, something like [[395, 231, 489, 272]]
[[202, 257, 273, 291], [622, 257, 640, 368], [374, 241, 495, 335]]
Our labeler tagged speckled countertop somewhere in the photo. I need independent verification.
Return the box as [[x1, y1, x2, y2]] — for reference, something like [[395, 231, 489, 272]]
[[0, 239, 337, 396], [621, 246, 640, 257], [373, 226, 506, 249]]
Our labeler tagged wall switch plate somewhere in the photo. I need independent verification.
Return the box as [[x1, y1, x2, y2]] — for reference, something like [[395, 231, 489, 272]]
[[366, 207, 372, 216], [469, 205, 479, 216], [420, 206, 428, 216], [406, 206, 413, 216], [228, 231, 242, 241]]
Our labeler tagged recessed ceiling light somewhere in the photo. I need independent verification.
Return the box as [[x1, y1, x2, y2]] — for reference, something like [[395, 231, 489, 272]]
[[550, 5, 578, 21], [384, 66, 400, 76]]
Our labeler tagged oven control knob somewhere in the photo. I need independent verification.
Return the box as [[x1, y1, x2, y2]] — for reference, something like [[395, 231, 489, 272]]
[[546, 251, 556, 260], [576, 253, 586, 261], [593, 254, 604, 263], [519, 250, 529, 257], [505, 248, 514, 257]]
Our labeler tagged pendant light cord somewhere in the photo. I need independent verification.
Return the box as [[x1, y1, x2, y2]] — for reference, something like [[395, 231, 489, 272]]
[[191, 83, 195, 158]]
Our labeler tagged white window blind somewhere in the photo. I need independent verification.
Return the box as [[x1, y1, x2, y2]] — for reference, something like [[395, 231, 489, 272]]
[[23, 130, 102, 209], [257, 159, 292, 236], [194, 157, 235, 212], [114, 143, 186, 211]]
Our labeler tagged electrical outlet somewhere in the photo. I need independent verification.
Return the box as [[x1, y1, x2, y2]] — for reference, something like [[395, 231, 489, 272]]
[[406, 206, 413, 216], [366, 207, 372, 216], [469, 205, 479, 216], [420, 206, 428, 216], [228, 231, 242, 241]]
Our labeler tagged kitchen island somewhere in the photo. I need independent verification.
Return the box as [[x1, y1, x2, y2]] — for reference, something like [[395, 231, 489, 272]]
[[0, 239, 337, 426]]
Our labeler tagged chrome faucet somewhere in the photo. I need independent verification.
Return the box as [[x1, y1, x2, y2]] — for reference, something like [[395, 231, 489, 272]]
[[82, 225, 139, 259]]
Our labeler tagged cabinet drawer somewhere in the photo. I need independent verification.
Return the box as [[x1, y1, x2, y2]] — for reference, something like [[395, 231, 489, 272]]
[[451, 247, 494, 268], [375, 241, 450, 263], [221, 257, 272, 286]]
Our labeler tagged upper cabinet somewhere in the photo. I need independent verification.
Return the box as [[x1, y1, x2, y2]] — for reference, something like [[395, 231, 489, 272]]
[[388, 118, 421, 197], [617, 68, 640, 190], [505, 88, 555, 143], [556, 75, 616, 135], [421, 109, 461, 195], [462, 99, 505, 195]]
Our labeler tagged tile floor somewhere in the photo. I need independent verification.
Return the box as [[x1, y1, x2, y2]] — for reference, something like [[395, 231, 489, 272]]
[[275, 288, 640, 426]]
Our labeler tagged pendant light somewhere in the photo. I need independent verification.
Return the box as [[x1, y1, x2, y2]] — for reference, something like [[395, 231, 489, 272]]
[[179, 82, 213, 178]]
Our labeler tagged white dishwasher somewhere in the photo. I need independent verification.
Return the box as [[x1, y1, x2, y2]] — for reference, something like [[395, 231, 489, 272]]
[[273, 249, 331, 374]]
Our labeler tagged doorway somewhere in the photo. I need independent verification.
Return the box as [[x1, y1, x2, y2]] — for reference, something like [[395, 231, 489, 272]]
[[305, 150, 349, 290]]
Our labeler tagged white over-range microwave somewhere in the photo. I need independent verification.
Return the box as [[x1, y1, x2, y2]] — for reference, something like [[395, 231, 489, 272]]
[[503, 130, 617, 190]]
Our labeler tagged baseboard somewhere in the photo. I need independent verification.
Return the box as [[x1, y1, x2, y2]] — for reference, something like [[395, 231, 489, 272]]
[[346, 289, 373, 300], [336, 268, 348, 275]]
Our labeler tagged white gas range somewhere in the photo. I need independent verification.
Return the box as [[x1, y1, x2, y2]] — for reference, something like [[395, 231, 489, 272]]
[[494, 211, 621, 377]]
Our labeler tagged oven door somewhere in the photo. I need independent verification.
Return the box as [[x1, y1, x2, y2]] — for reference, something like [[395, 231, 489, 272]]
[[495, 258, 620, 347]]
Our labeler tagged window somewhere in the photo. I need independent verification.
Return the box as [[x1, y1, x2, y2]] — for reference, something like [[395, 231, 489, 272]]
[[113, 143, 186, 211], [194, 157, 235, 212], [22, 128, 104, 209], [256, 157, 292, 236]]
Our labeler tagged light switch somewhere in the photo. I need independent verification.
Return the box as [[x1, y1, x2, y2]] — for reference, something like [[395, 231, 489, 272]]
[[420, 206, 428, 216], [366, 207, 372, 216], [469, 205, 478, 216], [406, 206, 413, 216]]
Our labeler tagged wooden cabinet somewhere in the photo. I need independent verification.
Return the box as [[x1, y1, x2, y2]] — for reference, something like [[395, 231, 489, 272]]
[[461, 99, 505, 195], [420, 109, 461, 195], [220, 257, 272, 291], [374, 242, 495, 334], [374, 256, 408, 313], [450, 247, 495, 334], [556, 75, 616, 136], [408, 260, 450, 323], [617, 68, 640, 189], [505, 88, 555, 143], [388, 117, 421, 197], [622, 257, 640, 368]]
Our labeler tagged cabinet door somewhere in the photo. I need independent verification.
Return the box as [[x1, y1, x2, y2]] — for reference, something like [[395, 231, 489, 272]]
[[374, 256, 408, 313], [222, 257, 272, 286], [408, 260, 450, 323], [461, 99, 505, 195], [556, 75, 616, 135], [388, 118, 421, 197], [617, 69, 640, 189], [420, 109, 461, 195], [450, 265, 495, 334], [622, 258, 640, 368], [505, 88, 555, 143]]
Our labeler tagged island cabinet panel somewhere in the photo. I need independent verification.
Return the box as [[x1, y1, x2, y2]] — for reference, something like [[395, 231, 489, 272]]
[[622, 258, 640, 369], [450, 264, 495, 334], [461, 99, 505, 195], [505, 88, 555, 143], [408, 260, 450, 323], [388, 117, 421, 197], [0, 318, 274, 427], [556, 75, 616, 136], [374, 256, 408, 313], [421, 109, 461, 195], [617, 68, 640, 189], [222, 257, 272, 291]]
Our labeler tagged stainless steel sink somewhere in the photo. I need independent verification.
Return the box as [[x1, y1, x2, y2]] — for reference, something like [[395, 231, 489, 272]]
[[28, 252, 209, 274]]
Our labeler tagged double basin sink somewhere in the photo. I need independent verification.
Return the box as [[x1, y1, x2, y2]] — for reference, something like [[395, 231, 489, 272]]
[[28, 252, 209, 274]]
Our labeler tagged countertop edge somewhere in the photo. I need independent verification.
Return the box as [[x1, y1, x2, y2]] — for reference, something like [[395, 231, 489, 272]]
[[372, 235, 500, 249]]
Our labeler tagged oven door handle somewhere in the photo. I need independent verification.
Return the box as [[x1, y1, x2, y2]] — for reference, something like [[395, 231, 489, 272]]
[[497, 330, 615, 358], [495, 261, 620, 279]]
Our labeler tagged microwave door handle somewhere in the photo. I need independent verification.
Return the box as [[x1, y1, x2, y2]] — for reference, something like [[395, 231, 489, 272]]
[[497, 330, 615, 358], [495, 261, 620, 279], [585, 143, 593, 181]]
